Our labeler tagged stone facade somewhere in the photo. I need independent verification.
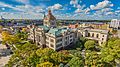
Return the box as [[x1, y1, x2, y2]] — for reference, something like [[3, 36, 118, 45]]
[[29, 27, 78, 51], [45, 28, 78, 50], [110, 19, 120, 29], [80, 23, 110, 30], [78, 28, 108, 46], [29, 10, 78, 50], [43, 10, 57, 28]]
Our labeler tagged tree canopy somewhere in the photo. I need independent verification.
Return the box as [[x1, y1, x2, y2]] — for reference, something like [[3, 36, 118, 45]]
[[84, 40, 95, 50], [3, 29, 119, 67]]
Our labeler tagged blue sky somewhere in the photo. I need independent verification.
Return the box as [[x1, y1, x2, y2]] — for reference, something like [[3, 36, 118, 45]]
[[0, 0, 120, 20]]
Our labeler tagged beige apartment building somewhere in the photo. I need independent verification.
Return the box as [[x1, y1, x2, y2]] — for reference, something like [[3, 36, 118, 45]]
[[45, 28, 78, 50], [78, 28, 108, 46]]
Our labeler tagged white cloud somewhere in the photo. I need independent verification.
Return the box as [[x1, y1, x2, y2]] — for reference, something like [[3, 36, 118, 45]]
[[90, 0, 113, 10], [101, 8, 113, 12], [71, 0, 87, 14], [1, 8, 5, 10], [0, 2, 45, 19], [70, 0, 79, 5], [106, 12, 114, 15], [77, 4, 85, 9], [48, 3, 62, 10], [0, 2, 24, 11], [75, 8, 83, 13], [15, 5, 45, 15], [75, 8, 90, 13], [115, 10, 120, 13], [84, 8, 90, 14], [70, 0, 82, 7], [16, 0, 30, 4]]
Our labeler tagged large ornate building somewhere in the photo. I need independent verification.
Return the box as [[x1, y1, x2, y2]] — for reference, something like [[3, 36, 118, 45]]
[[29, 10, 78, 50], [29, 10, 109, 50]]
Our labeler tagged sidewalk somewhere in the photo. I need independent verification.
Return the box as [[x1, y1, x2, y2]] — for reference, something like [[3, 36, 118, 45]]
[[0, 44, 11, 67], [0, 55, 11, 67]]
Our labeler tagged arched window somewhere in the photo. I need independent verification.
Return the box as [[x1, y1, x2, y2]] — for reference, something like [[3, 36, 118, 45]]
[[96, 34, 99, 38], [88, 33, 90, 37], [92, 33, 94, 37]]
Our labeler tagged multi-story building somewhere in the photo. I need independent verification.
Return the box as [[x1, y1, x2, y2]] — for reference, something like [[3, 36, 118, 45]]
[[110, 19, 120, 29], [45, 28, 78, 50], [80, 23, 110, 30], [78, 28, 108, 46], [29, 10, 109, 50], [29, 10, 78, 51]]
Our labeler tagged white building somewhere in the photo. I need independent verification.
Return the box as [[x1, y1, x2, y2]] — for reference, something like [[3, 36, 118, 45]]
[[110, 19, 120, 29], [29, 10, 78, 51], [45, 28, 78, 50]]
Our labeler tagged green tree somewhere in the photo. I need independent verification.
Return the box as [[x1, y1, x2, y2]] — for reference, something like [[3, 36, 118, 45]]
[[36, 62, 53, 67], [68, 56, 84, 67], [36, 48, 55, 57], [85, 51, 102, 67], [50, 52, 64, 65], [5, 42, 38, 67], [0, 25, 3, 33], [100, 38, 120, 66], [84, 40, 95, 50]]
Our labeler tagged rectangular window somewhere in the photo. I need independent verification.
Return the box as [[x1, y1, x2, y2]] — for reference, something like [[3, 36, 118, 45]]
[[70, 35, 72, 38], [46, 41, 49, 44], [65, 41, 67, 45], [50, 44, 54, 48], [57, 38, 62, 43], [66, 37, 67, 40], [70, 39, 72, 42], [56, 43, 62, 47], [103, 35, 104, 37], [96, 34, 99, 38], [36, 35, 40, 42], [50, 39, 54, 42], [102, 38, 104, 40]]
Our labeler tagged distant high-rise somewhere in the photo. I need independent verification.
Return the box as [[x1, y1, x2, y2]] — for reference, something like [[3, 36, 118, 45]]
[[0, 16, 4, 20], [110, 19, 120, 29]]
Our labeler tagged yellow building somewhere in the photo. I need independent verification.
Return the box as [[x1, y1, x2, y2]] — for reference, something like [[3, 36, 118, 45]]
[[88, 23, 109, 30], [80, 23, 112, 32]]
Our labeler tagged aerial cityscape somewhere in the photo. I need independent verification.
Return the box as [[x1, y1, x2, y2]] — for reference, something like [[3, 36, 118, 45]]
[[0, 0, 120, 67]]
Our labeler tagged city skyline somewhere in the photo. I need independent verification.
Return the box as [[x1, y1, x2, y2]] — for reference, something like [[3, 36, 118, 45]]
[[0, 0, 120, 20]]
